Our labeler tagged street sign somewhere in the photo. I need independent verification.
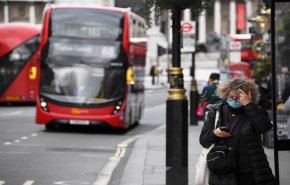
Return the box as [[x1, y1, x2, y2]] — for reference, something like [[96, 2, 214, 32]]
[[229, 41, 242, 51], [181, 21, 196, 35], [181, 35, 195, 53]]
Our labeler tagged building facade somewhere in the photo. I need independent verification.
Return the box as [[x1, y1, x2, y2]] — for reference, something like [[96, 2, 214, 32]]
[[199, 0, 259, 43], [0, 0, 53, 24], [0, 0, 261, 75]]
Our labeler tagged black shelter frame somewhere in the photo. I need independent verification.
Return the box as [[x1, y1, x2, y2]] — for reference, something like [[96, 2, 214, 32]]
[[271, 1, 290, 184]]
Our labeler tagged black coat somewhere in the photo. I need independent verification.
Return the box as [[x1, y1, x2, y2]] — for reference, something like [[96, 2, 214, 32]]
[[200, 101, 277, 185]]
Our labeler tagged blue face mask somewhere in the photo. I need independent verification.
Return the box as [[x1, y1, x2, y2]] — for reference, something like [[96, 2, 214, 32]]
[[227, 98, 242, 108]]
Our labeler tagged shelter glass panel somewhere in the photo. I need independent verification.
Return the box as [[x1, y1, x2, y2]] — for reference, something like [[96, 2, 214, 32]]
[[275, 2, 290, 142]]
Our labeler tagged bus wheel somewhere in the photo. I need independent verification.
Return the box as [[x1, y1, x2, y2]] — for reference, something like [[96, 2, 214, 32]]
[[45, 124, 55, 130], [125, 110, 133, 129], [134, 120, 140, 126]]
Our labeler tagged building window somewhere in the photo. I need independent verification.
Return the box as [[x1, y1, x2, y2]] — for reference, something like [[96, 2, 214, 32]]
[[9, 2, 29, 22]]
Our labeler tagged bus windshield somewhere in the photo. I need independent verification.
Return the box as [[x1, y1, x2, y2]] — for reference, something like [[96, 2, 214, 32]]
[[40, 8, 126, 105]]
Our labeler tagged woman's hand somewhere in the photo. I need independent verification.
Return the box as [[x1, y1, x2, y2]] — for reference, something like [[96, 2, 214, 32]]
[[213, 128, 231, 138], [239, 89, 252, 106]]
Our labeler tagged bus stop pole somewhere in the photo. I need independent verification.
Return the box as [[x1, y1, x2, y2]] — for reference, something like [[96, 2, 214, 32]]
[[190, 51, 198, 125], [166, 7, 188, 185]]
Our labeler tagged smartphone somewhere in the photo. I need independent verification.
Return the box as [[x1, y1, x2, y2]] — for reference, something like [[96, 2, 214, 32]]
[[219, 126, 230, 132]]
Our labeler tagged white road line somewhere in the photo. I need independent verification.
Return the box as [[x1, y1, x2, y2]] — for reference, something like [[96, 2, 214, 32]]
[[119, 148, 126, 158], [93, 125, 165, 185], [54, 181, 90, 185], [21, 136, 28, 140], [23, 181, 34, 185], [93, 135, 141, 185], [0, 181, 5, 185], [92, 156, 120, 185], [114, 148, 122, 157], [3, 133, 40, 146], [0, 111, 22, 117]]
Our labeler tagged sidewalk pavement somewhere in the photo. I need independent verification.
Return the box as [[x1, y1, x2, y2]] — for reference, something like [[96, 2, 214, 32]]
[[120, 121, 290, 185], [144, 76, 168, 90]]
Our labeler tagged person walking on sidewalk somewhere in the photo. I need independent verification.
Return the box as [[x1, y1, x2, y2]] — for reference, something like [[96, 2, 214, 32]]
[[200, 72, 221, 118], [199, 78, 277, 185], [150, 65, 158, 85]]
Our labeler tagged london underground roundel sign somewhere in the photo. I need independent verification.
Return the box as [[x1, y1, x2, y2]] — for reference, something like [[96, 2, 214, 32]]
[[181, 21, 196, 35]]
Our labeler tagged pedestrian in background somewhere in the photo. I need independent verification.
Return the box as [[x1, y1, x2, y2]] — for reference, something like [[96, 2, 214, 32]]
[[199, 72, 221, 118], [199, 78, 276, 185], [150, 65, 157, 85]]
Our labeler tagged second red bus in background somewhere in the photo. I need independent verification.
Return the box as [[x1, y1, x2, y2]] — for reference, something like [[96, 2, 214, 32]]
[[0, 23, 41, 103]]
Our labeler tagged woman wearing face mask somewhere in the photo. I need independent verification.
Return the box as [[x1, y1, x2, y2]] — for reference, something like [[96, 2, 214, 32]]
[[199, 78, 277, 185]]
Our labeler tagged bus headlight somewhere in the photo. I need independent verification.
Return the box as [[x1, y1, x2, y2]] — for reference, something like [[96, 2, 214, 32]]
[[40, 99, 49, 112], [112, 101, 123, 115]]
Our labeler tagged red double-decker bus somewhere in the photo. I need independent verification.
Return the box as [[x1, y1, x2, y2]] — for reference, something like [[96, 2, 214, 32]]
[[36, 5, 147, 130], [0, 23, 40, 103]]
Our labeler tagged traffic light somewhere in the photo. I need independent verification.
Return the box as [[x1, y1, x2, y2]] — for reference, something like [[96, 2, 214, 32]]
[[157, 45, 166, 56]]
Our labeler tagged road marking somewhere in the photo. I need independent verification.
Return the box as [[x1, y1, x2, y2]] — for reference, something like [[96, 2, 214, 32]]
[[119, 148, 126, 157], [115, 147, 126, 158], [93, 125, 165, 185], [54, 181, 90, 184], [0, 111, 22, 117], [93, 135, 141, 185], [0, 181, 36, 184], [23, 181, 34, 185], [3, 132, 40, 146]]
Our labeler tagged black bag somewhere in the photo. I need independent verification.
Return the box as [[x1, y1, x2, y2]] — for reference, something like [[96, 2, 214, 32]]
[[209, 172, 237, 185], [206, 145, 236, 175]]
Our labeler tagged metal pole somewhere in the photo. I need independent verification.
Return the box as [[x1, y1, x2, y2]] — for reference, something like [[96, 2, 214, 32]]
[[166, 7, 188, 185], [271, 1, 280, 184], [172, 10, 181, 67], [190, 23, 198, 125]]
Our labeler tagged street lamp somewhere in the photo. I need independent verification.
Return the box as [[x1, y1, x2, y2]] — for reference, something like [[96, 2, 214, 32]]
[[248, 15, 270, 34], [260, 7, 271, 16]]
